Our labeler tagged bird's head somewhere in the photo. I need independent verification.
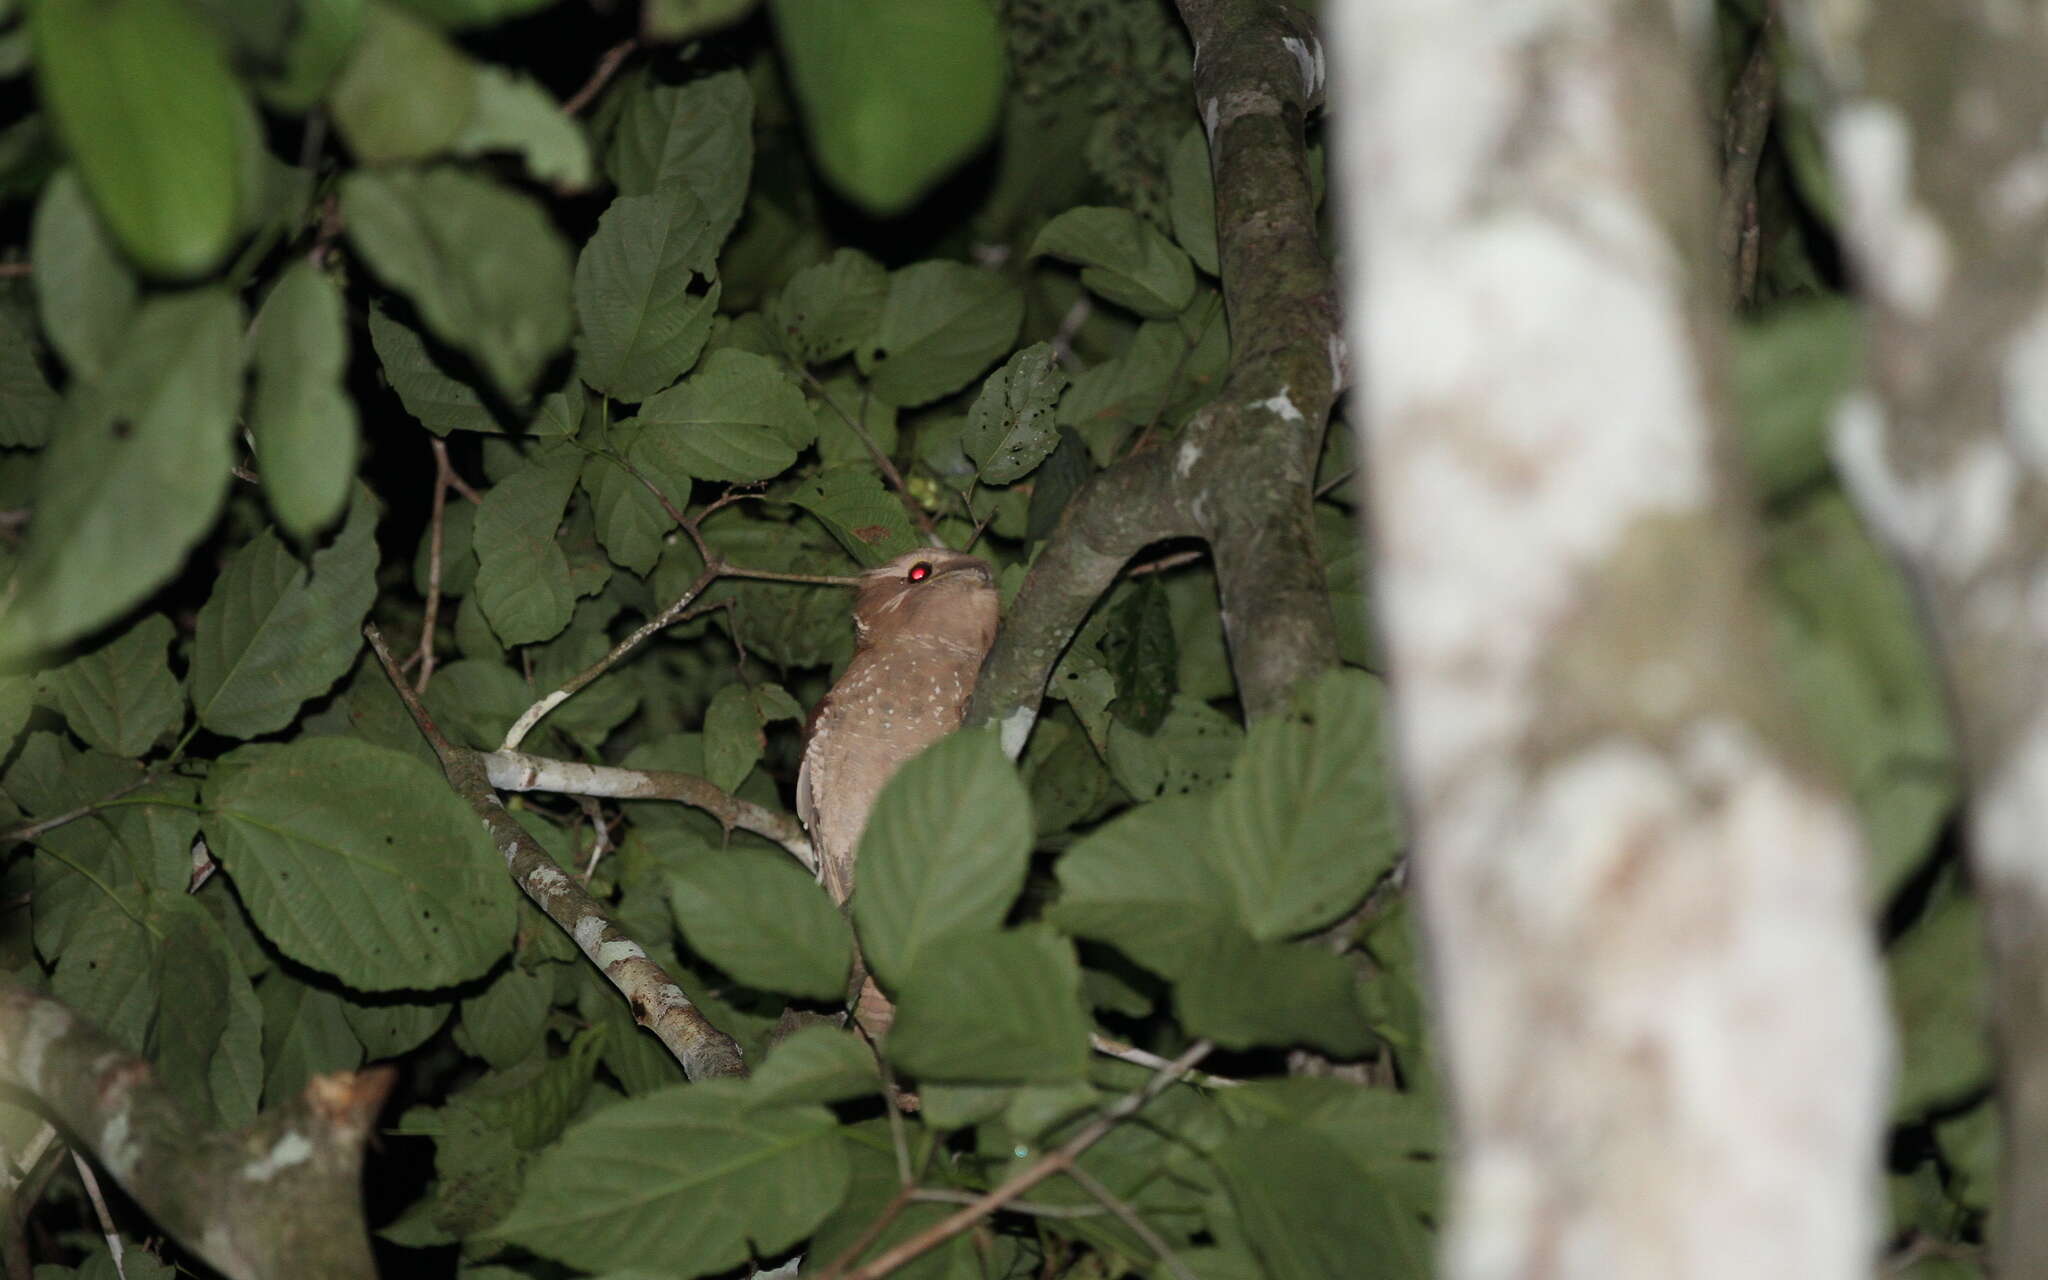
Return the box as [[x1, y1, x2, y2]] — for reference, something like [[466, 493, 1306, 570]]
[[851, 549, 1000, 656]]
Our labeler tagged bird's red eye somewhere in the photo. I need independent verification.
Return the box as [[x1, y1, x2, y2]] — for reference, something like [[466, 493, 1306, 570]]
[[907, 562, 932, 582]]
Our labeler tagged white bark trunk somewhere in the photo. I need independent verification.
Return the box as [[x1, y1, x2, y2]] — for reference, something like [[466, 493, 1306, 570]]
[[1791, 2, 2048, 1269], [1329, 2, 1893, 1276]]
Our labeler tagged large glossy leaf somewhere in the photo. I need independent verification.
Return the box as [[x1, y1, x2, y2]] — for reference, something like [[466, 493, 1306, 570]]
[[189, 487, 380, 737], [851, 730, 1032, 986], [856, 261, 1022, 408], [604, 68, 753, 249], [38, 613, 182, 756], [30, 0, 245, 276], [203, 736, 517, 990], [636, 349, 811, 482], [29, 170, 137, 381], [669, 851, 853, 1001], [342, 167, 573, 399], [768, 0, 1001, 215], [0, 290, 244, 663], [494, 1083, 850, 1274], [250, 261, 359, 537], [574, 188, 721, 401], [1050, 795, 1237, 979]]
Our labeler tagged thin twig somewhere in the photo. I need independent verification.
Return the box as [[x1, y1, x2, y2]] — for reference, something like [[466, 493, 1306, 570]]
[[0, 774, 157, 845], [1717, 9, 1777, 305], [1088, 1033, 1241, 1087], [563, 37, 639, 116], [907, 1189, 1109, 1220], [413, 438, 456, 692], [831, 1041, 1215, 1279], [4, 1128, 62, 1280], [500, 565, 719, 751], [71, 1153, 126, 1279], [796, 364, 939, 539]]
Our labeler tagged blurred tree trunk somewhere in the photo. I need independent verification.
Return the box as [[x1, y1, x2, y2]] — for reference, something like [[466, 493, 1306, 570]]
[[1330, 1, 1892, 1276], [1790, 3, 2048, 1271]]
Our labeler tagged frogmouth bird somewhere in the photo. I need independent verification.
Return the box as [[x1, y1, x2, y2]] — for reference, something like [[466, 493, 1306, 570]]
[[797, 548, 1001, 908]]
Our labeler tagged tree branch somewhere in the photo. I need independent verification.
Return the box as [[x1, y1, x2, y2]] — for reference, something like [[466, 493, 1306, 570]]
[[365, 624, 748, 1080], [0, 981, 388, 1280], [969, 0, 1342, 738]]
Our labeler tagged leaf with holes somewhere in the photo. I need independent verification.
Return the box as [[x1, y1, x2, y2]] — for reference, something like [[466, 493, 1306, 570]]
[[856, 261, 1022, 408], [575, 188, 721, 402], [962, 342, 1067, 485]]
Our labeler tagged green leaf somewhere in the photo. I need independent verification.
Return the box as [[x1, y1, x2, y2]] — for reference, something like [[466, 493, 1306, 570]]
[[474, 449, 581, 646], [768, 0, 1001, 215], [745, 1025, 877, 1107], [773, 248, 886, 365], [1210, 670, 1400, 939], [257, 0, 366, 113], [152, 897, 242, 1126], [637, 349, 811, 482], [1735, 298, 1863, 501], [258, 968, 364, 1104], [1891, 880, 1990, 1116], [702, 684, 764, 792], [203, 737, 518, 990], [1169, 125, 1218, 276], [580, 424, 681, 576], [342, 167, 573, 399], [0, 303, 58, 449], [1101, 578, 1177, 734], [342, 990, 451, 1059], [38, 613, 181, 756], [574, 188, 721, 401], [669, 851, 853, 1000], [29, 170, 137, 380], [963, 342, 1067, 485], [50, 903, 157, 1052], [494, 1083, 850, 1273], [1213, 1124, 1399, 1280], [459, 963, 552, 1070], [887, 927, 1090, 1083], [389, 0, 554, 30], [30, 0, 245, 276], [367, 305, 501, 435], [857, 261, 1023, 408], [787, 466, 919, 566], [645, 0, 759, 37], [329, 0, 476, 164], [189, 488, 380, 737], [1106, 694, 1243, 801], [851, 730, 1032, 986], [0, 290, 244, 662], [1175, 930, 1373, 1056], [1051, 795, 1237, 978], [604, 68, 753, 249], [1031, 207, 1196, 319], [452, 64, 592, 189], [250, 261, 359, 537]]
